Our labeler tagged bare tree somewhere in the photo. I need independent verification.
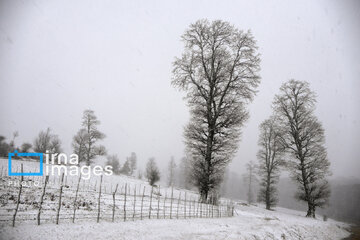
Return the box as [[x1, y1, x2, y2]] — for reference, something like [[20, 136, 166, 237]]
[[273, 79, 331, 218], [9, 131, 19, 151], [243, 161, 257, 204], [257, 117, 285, 210], [172, 19, 261, 202], [33, 128, 62, 161], [146, 158, 160, 186], [73, 109, 106, 165], [167, 156, 177, 187], [72, 128, 87, 164]]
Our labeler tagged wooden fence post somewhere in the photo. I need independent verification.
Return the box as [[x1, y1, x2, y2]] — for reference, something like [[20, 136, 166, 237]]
[[188, 197, 191, 218], [170, 187, 173, 219], [12, 164, 24, 227], [72, 173, 81, 223], [149, 186, 153, 219], [112, 183, 118, 222], [163, 190, 167, 219], [196, 199, 199, 218], [176, 192, 181, 219], [133, 186, 136, 221], [199, 200, 202, 218], [97, 175, 103, 223], [211, 199, 214, 218], [157, 186, 160, 219], [124, 183, 127, 221], [140, 186, 145, 220], [37, 175, 49, 225], [184, 192, 186, 219], [56, 172, 65, 225]]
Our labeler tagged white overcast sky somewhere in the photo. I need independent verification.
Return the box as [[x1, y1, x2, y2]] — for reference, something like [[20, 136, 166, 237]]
[[0, 0, 359, 178]]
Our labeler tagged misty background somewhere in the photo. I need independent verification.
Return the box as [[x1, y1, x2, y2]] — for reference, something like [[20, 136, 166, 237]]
[[0, 0, 359, 222]]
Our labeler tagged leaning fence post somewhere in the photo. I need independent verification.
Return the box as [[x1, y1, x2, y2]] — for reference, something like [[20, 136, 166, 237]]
[[140, 186, 145, 220], [12, 164, 24, 227], [176, 192, 181, 219], [157, 186, 160, 219], [97, 175, 103, 223], [37, 175, 49, 225], [170, 187, 173, 219], [124, 183, 127, 221], [149, 186, 153, 219], [56, 172, 65, 225], [72, 173, 81, 223], [133, 185, 136, 221], [112, 183, 118, 222]]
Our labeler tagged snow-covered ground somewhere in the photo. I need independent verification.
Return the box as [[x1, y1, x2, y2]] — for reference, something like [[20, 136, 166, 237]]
[[0, 203, 350, 240], [0, 158, 351, 239]]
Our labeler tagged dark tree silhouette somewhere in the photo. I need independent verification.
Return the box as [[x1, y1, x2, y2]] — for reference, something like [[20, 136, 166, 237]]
[[146, 158, 160, 186]]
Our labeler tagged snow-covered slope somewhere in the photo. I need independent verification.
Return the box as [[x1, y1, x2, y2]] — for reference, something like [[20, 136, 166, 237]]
[[0, 159, 351, 239], [0, 201, 350, 240]]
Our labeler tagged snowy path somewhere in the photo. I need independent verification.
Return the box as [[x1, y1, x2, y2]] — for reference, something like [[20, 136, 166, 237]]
[[0, 204, 350, 240]]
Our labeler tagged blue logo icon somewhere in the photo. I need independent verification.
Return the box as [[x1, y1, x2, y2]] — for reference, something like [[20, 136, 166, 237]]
[[8, 150, 43, 176]]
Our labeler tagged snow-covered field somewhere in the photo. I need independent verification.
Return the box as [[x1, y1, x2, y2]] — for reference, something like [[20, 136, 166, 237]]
[[0, 158, 351, 240], [0, 204, 350, 240]]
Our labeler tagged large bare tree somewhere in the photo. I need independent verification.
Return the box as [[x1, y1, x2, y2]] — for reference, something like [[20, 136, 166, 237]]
[[273, 79, 331, 217], [172, 19, 261, 201], [73, 109, 106, 165], [257, 117, 285, 210]]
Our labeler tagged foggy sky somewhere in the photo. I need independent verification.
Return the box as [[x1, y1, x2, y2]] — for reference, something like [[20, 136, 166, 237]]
[[0, 0, 359, 178]]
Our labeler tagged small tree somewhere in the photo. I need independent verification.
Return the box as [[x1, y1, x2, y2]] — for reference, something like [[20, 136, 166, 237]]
[[257, 117, 285, 210], [137, 169, 143, 180], [73, 109, 106, 165], [0, 136, 11, 157], [106, 155, 121, 175], [243, 161, 257, 204], [72, 129, 87, 164], [177, 157, 192, 190], [129, 152, 137, 175], [167, 156, 177, 187], [120, 159, 131, 175], [9, 131, 19, 152], [146, 158, 160, 186], [20, 143, 32, 153], [33, 128, 62, 161]]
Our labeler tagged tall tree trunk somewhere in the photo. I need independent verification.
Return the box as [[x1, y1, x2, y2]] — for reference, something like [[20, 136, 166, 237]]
[[265, 172, 271, 210]]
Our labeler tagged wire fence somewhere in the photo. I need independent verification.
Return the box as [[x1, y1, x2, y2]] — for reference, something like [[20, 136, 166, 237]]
[[0, 165, 234, 227]]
